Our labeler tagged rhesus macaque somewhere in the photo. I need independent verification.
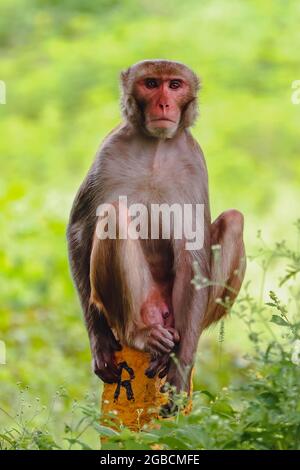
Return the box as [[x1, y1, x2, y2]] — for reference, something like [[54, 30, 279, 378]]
[[67, 59, 246, 393]]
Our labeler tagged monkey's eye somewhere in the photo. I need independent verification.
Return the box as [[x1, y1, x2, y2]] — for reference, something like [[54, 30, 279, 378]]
[[169, 80, 182, 90], [144, 78, 159, 89]]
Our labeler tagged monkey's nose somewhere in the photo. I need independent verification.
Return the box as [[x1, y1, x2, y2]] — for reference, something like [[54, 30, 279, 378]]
[[159, 103, 169, 110]]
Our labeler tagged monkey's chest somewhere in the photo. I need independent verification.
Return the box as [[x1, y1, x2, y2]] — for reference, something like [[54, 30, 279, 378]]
[[101, 156, 207, 252], [101, 147, 208, 211], [113, 162, 204, 206]]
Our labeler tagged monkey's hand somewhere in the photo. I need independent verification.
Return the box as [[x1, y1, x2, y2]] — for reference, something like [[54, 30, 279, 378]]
[[144, 327, 180, 379], [91, 329, 122, 384], [143, 325, 179, 356]]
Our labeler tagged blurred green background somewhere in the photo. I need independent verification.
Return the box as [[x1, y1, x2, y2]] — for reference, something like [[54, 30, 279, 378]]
[[0, 0, 299, 443]]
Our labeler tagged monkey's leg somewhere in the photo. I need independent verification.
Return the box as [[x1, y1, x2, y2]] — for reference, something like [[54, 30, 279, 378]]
[[164, 210, 245, 394], [203, 209, 246, 329], [90, 204, 177, 359], [164, 246, 210, 393]]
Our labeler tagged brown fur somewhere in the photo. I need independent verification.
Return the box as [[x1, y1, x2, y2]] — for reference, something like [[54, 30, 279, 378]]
[[67, 59, 246, 391]]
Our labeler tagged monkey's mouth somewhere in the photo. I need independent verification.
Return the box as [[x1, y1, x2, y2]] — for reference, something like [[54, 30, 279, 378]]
[[150, 118, 176, 124]]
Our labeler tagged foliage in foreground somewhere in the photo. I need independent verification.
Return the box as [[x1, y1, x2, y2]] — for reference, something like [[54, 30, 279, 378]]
[[1, 222, 300, 450]]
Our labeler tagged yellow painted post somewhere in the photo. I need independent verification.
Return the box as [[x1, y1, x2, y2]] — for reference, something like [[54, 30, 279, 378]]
[[101, 346, 168, 431], [101, 346, 194, 432]]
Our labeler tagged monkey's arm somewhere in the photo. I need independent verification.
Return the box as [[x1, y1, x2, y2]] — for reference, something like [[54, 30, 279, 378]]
[[162, 139, 211, 392], [165, 139, 212, 392], [67, 171, 121, 383]]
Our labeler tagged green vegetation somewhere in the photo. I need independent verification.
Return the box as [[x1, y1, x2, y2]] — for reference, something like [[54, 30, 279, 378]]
[[0, 0, 300, 450]]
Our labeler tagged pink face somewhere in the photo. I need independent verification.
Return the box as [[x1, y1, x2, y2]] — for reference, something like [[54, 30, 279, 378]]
[[134, 76, 189, 137]]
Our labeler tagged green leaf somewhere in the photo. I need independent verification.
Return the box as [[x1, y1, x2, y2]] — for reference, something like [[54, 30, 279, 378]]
[[93, 423, 119, 437], [199, 390, 215, 400], [212, 400, 235, 417], [0, 433, 14, 446], [64, 438, 93, 450], [270, 315, 289, 327]]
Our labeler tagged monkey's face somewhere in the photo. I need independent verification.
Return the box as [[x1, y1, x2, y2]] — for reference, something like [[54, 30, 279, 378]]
[[134, 76, 190, 139]]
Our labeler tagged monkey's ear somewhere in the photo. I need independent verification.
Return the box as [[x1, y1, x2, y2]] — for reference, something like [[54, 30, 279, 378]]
[[120, 68, 130, 87]]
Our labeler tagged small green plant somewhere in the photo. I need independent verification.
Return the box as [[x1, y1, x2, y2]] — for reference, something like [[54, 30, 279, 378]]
[[0, 386, 102, 450], [0, 384, 62, 449]]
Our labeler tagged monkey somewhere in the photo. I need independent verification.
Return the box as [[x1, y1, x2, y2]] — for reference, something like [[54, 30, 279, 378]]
[[67, 59, 246, 393]]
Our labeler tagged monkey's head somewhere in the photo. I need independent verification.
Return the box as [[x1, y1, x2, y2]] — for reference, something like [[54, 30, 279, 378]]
[[120, 60, 200, 139]]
